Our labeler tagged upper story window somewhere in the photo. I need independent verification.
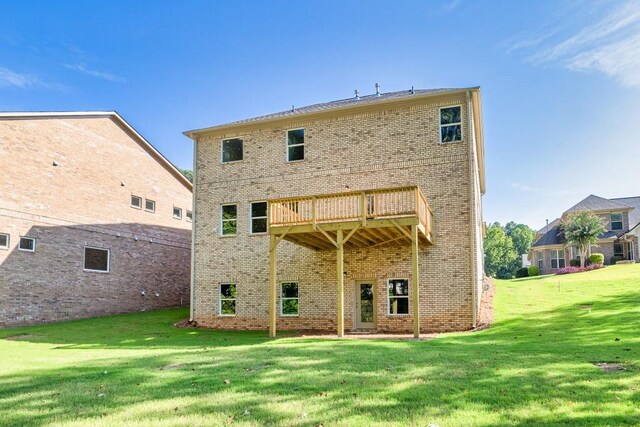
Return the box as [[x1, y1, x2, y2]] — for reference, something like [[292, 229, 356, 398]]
[[19, 237, 35, 252], [439, 106, 462, 143], [145, 199, 156, 213], [387, 278, 409, 315], [173, 207, 183, 220], [221, 204, 238, 236], [287, 129, 305, 161], [0, 233, 9, 250], [250, 201, 267, 234], [131, 195, 142, 209], [221, 138, 243, 163], [611, 213, 623, 231], [186, 210, 193, 222], [84, 246, 110, 273]]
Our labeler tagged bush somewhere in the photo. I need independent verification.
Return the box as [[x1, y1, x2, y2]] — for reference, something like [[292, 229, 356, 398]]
[[589, 253, 604, 265], [569, 259, 581, 267], [515, 267, 529, 278], [527, 265, 539, 276], [556, 264, 604, 275], [610, 255, 624, 265]]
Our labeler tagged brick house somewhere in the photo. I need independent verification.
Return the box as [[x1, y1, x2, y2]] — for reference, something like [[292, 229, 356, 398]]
[[184, 87, 487, 337], [0, 112, 193, 327], [530, 194, 640, 275]]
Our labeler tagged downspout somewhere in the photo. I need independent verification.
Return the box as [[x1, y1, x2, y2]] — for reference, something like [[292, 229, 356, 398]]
[[467, 91, 478, 328], [189, 138, 198, 322]]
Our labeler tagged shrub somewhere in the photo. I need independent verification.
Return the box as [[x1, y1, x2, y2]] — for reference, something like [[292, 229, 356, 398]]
[[515, 267, 529, 278], [528, 265, 539, 276], [589, 253, 604, 265], [569, 259, 581, 267], [610, 255, 624, 265], [556, 264, 604, 275]]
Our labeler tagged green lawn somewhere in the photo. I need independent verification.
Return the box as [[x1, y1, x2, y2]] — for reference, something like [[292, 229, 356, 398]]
[[1, 266, 639, 426]]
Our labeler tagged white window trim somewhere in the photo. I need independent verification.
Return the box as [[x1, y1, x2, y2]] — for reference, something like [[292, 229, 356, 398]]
[[286, 128, 305, 162], [131, 195, 142, 209], [219, 283, 237, 317], [249, 201, 268, 235], [145, 199, 156, 213], [550, 249, 565, 269], [610, 213, 623, 231], [173, 207, 183, 220], [18, 236, 36, 253], [0, 233, 9, 250], [386, 278, 409, 316], [280, 281, 299, 317], [438, 105, 463, 144], [220, 204, 238, 236], [83, 246, 110, 273], [220, 138, 244, 164], [186, 210, 193, 223]]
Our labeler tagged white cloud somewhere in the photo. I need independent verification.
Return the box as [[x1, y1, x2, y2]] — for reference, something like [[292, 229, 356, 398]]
[[63, 63, 125, 83], [509, 0, 640, 88], [0, 67, 44, 88]]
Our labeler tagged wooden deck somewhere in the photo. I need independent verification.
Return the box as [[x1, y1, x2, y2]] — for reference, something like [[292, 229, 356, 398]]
[[268, 186, 434, 250]]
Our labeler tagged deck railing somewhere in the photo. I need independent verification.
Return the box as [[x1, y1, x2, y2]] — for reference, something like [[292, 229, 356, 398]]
[[269, 186, 433, 234]]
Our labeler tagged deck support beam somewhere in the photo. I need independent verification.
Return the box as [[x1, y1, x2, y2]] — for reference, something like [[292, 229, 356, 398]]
[[336, 229, 344, 338], [411, 224, 420, 338], [269, 234, 278, 338]]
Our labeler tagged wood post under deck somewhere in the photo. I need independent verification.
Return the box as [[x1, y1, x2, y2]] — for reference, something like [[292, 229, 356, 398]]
[[269, 234, 277, 338], [336, 229, 344, 337], [412, 224, 420, 338]]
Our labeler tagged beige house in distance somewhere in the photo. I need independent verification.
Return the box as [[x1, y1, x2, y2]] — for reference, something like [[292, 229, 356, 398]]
[[0, 112, 193, 327], [185, 87, 487, 337]]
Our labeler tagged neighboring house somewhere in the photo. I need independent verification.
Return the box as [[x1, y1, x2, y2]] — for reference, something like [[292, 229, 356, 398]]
[[0, 112, 193, 327], [530, 194, 640, 275], [184, 87, 487, 337]]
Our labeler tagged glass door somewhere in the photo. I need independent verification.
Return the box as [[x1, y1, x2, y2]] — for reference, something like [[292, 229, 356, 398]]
[[356, 282, 375, 329]]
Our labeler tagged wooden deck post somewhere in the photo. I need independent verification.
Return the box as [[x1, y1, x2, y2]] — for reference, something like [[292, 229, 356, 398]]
[[412, 224, 420, 338], [336, 229, 344, 337], [269, 234, 277, 338]]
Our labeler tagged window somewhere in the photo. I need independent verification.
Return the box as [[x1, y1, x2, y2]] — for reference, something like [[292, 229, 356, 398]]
[[611, 213, 623, 231], [221, 138, 243, 163], [287, 129, 304, 161], [250, 201, 267, 234], [537, 251, 544, 269], [280, 282, 299, 316], [84, 246, 110, 272], [173, 207, 182, 219], [0, 233, 9, 249], [573, 246, 581, 263], [220, 204, 237, 236], [439, 106, 462, 143], [186, 210, 193, 222], [19, 237, 35, 252], [219, 283, 236, 316], [550, 249, 565, 269], [145, 199, 156, 212], [387, 278, 409, 315], [131, 195, 142, 209], [614, 243, 624, 258]]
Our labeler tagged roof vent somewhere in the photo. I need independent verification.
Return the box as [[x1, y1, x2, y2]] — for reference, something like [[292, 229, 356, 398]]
[[354, 89, 360, 100], [374, 83, 381, 96], [291, 105, 295, 112], [52, 160, 59, 166], [411, 86, 415, 94]]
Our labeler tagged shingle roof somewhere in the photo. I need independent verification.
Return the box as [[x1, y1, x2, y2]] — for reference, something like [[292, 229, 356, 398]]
[[611, 196, 640, 230], [532, 225, 565, 247], [185, 87, 476, 135], [564, 194, 632, 215], [537, 218, 560, 235]]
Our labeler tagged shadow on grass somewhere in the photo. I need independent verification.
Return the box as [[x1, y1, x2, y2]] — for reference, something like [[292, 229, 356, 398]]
[[0, 292, 639, 425]]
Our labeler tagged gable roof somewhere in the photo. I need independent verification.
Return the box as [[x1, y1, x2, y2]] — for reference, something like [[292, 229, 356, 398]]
[[0, 111, 192, 191], [563, 194, 631, 215], [611, 196, 640, 230]]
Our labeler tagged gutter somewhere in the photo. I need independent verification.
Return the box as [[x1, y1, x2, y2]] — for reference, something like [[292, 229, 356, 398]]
[[189, 139, 198, 321], [467, 91, 478, 328]]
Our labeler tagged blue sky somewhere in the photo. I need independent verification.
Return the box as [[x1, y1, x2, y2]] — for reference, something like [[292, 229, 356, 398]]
[[2, 0, 639, 230]]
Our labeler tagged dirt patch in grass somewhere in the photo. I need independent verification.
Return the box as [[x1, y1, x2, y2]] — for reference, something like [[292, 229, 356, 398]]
[[174, 319, 197, 328], [593, 362, 627, 372], [159, 364, 185, 371], [4, 334, 41, 341]]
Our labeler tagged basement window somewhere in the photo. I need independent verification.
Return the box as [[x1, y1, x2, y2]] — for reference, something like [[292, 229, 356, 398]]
[[219, 283, 237, 316], [19, 237, 35, 252], [84, 246, 110, 273], [221, 138, 243, 163], [280, 282, 299, 316], [221, 204, 237, 236], [250, 201, 267, 234], [439, 106, 462, 143], [0, 233, 9, 249], [131, 195, 142, 209], [287, 129, 305, 161], [145, 199, 156, 213], [186, 210, 193, 222], [387, 278, 409, 315], [173, 207, 183, 220], [611, 213, 623, 231]]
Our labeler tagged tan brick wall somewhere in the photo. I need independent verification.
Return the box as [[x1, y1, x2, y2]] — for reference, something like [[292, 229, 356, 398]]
[[0, 116, 192, 327], [193, 93, 483, 333]]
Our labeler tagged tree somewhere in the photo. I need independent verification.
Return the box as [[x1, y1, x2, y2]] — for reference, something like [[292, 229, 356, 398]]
[[178, 168, 193, 183], [504, 221, 536, 274], [561, 211, 606, 267], [484, 223, 518, 279]]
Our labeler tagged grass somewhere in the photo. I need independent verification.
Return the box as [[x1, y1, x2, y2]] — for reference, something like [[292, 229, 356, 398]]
[[1, 266, 639, 426]]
